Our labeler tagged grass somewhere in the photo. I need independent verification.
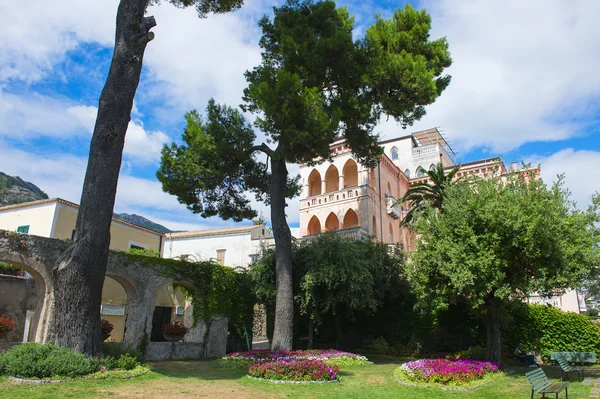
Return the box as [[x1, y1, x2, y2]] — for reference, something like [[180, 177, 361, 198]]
[[0, 358, 593, 399]]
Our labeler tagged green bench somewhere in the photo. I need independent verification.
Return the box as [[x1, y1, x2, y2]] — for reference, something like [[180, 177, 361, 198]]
[[550, 352, 596, 381], [526, 368, 569, 399]]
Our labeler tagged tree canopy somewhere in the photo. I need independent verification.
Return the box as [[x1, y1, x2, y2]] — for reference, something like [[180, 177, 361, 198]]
[[158, 0, 451, 350], [408, 172, 600, 363]]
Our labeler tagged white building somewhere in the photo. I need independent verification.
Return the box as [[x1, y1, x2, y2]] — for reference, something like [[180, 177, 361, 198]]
[[162, 225, 271, 269]]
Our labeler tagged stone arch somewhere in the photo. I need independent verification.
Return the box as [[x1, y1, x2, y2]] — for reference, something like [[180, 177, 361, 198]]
[[391, 146, 399, 160], [343, 209, 359, 229], [101, 273, 140, 343], [325, 165, 339, 193], [307, 215, 321, 236], [342, 159, 358, 187], [325, 212, 340, 231], [0, 254, 52, 344], [307, 169, 322, 196], [150, 281, 188, 342], [416, 166, 426, 177]]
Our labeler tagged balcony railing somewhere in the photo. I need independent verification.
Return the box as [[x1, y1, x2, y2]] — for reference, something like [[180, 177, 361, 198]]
[[386, 196, 401, 219], [411, 144, 438, 158], [301, 186, 367, 209], [303, 227, 369, 241]]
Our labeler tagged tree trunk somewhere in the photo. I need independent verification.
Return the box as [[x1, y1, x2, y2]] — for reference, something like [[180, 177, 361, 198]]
[[269, 158, 294, 351], [53, 0, 155, 356], [484, 297, 502, 364]]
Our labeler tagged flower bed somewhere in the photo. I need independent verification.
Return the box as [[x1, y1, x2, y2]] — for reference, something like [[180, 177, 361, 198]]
[[247, 359, 340, 382], [218, 349, 370, 367], [398, 359, 499, 385]]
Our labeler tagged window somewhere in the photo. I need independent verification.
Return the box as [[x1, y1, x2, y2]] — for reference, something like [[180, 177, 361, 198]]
[[130, 244, 145, 250], [416, 167, 426, 177], [404, 169, 411, 179], [249, 254, 260, 264], [391, 147, 399, 160], [17, 225, 29, 234], [216, 249, 226, 266]]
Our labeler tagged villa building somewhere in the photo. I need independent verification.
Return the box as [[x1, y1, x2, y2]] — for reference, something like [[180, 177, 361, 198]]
[[298, 128, 583, 313]]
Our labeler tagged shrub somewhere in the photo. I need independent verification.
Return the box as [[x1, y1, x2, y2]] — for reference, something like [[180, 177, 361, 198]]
[[117, 354, 140, 370], [588, 308, 599, 317], [101, 319, 114, 342], [398, 359, 499, 385], [508, 304, 600, 362], [2, 343, 100, 379], [248, 360, 340, 382], [0, 263, 25, 276], [163, 320, 189, 336], [102, 356, 119, 370], [102, 342, 141, 361], [0, 314, 16, 335], [0, 353, 6, 375]]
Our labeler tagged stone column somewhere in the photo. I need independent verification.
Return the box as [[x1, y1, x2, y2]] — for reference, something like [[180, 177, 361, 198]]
[[338, 175, 344, 191], [321, 179, 326, 194], [123, 282, 157, 347], [302, 184, 309, 198]]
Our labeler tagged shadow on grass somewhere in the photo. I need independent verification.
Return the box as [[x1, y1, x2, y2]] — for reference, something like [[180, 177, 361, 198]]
[[150, 360, 249, 381]]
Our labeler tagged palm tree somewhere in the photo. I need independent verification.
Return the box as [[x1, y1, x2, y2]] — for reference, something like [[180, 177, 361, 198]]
[[398, 163, 461, 226]]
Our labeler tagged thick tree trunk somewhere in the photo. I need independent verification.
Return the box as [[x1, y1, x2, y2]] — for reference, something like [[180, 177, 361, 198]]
[[270, 158, 294, 351], [53, 0, 155, 356], [484, 297, 502, 364]]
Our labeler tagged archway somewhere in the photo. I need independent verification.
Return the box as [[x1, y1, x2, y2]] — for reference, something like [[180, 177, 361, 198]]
[[150, 284, 187, 342], [307, 169, 322, 196], [101, 275, 138, 342], [342, 159, 358, 187], [0, 259, 47, 343], [325, 212, 340, 231], [325, 165, 339, 193], [343, 209, 359, 229], [307, 216, 321, 236]]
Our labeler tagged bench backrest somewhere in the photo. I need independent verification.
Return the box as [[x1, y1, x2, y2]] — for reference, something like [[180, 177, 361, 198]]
[[556, 357, 572, 371], [526, 368, 552, 393], [551, 352, 597, 364]]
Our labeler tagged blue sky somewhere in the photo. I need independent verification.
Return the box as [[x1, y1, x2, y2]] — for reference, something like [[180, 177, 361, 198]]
[[1, 0, 599, 231]]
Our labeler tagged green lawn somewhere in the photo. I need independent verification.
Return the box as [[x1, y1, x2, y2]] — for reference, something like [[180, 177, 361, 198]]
[[0, 358, 592, 399]]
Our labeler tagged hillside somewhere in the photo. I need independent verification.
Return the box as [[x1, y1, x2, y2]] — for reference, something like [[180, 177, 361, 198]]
[[113, 213, 172, 233], [0, 172, 49, 206], [0, 171, 173, 233]]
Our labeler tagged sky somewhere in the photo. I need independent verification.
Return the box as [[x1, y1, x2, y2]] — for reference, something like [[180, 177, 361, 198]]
[[1, 0, 599, 232]]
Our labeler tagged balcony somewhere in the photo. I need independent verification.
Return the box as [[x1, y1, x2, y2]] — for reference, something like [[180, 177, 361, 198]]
[[411, 144, 438, 158], [386, 196, 401, 219], [303, 227, 369, 241], [301, 186, 367, 209]]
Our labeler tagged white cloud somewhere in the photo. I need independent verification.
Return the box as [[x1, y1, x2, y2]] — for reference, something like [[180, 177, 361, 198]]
[[124, 119, 170, 164], [529, 148, 600, 210], [376, 0, 600, 153]]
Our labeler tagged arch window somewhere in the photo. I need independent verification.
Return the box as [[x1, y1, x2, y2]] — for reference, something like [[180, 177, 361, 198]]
[[343, 209, 359, 229], [404, 169, 411, 179], [416, 166, 426, 177], [307, 169, 322, 196], [325, 212, 340, 231], [429, 163, 437, 171], [342, 159, 358, 187], [325, 165, 340, 193], [307, 216, 321, 236], [391, 146, 399, 160]]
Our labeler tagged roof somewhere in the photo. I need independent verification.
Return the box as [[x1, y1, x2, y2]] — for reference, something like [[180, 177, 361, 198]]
[[0, 198, 165, 236], [166, 225, 262, 239]]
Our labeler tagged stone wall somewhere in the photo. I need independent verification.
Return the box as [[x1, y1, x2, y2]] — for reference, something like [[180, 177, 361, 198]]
[[0, 231, 229, 359], [0, 275, 38, 342]]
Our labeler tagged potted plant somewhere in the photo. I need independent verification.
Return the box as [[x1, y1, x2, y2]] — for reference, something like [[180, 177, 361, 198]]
[[101, 318, 114, 341], [0, 314, 16, 339], [163, 320, 189, 342]]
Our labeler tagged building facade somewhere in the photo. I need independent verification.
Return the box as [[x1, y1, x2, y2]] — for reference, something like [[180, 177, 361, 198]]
[[298, 128, 584, 313]]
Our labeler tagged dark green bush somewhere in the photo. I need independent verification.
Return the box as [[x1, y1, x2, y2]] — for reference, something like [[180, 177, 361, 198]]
[[102, 356, 119, 370], [117, 354, 140, 370], [588, 308, 599, 317], [2, 343, 99, 378], [507, 304, 600, 361], [0, 352, 6, 375]]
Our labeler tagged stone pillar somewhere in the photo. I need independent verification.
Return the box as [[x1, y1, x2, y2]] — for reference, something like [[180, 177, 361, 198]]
[[339, 175, 344, 191], [321, 179, 326, 194], [302, 184, 309, 198], [123, 283, 156, 347]]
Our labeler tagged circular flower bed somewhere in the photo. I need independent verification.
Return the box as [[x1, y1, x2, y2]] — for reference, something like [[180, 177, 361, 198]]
[[398, 359, 499, 385], [218, 349, 370, 367], [248, 359, 340, 382]]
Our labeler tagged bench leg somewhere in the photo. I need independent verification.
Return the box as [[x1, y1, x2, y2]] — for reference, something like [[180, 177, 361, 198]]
[[566, 386, 568, 399]]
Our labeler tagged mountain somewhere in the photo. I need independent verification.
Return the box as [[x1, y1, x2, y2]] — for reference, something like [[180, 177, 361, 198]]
[[0, 172, 49, 206], [113, 213, 173, 233]]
